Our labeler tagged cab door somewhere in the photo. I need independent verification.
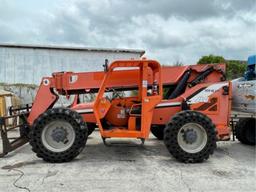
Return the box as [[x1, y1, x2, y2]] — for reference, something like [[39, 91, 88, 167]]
[[94, 59, 162, 139]]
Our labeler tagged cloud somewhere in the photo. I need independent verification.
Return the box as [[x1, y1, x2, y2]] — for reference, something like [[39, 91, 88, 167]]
[[0, 0, 255, 64]]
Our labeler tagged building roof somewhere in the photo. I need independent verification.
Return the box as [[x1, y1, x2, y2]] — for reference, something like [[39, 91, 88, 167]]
[[0, 43, 145, 56], [0, 89, 13, 96]]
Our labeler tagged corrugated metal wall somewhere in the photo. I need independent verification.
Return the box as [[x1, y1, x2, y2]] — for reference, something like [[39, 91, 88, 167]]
[[0, 47, 141, 84]]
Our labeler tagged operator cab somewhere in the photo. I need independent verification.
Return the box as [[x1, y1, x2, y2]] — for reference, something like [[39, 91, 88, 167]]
[[93, 60, 162, 140]]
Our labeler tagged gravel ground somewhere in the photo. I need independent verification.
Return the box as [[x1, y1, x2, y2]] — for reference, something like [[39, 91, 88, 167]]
[[0, 130, 255, 192]]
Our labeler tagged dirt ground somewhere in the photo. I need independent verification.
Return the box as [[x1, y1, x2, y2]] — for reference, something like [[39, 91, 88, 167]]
[[0, 130, 255, 192]]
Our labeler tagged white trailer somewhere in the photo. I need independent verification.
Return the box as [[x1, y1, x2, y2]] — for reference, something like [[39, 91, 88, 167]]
[[230, 55, 256, 145]]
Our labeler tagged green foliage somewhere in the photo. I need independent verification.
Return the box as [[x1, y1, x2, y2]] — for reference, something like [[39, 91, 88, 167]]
[[197, 55, 225, 64], [226, 60, 247, 79], [197, 55, 246, 80], [130, 90, 138, 97], [163, 87, 169, 98]]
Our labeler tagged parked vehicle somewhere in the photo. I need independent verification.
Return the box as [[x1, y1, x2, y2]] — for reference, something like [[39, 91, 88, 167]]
[[231, 55, 256, 145], [0, 59, 231, 163]]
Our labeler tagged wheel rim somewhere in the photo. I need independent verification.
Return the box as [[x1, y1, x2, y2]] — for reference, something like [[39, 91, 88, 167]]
[[177, 123, 208, 153], [41, 120, 75, 152]]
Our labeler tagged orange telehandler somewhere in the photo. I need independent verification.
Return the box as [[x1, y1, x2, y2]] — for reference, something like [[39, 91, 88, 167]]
[[0, 59, 232, 163]]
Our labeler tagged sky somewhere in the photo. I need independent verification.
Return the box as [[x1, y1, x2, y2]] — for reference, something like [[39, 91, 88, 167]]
[[0, 0, 255, 65]]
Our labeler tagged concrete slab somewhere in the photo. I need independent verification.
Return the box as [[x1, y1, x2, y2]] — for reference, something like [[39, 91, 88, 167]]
[[0, 130, 255, 192]]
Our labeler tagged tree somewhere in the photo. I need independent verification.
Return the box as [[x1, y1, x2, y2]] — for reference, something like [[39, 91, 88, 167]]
[[226, 60, 246, 79], [197, 55, 246, 80], [197, 55, 225, 64]]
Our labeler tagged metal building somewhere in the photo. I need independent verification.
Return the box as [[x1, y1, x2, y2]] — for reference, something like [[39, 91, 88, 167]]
[[0, 44, 145, 84]]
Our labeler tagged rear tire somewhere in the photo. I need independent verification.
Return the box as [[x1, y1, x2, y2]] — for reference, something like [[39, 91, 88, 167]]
[[29, 108, 88, 163], [235, 118, 255, 145], [151, 125, 164, 140], [164, 110, 217, 163]]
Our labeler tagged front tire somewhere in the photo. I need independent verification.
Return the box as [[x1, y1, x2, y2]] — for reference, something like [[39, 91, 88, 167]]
[[30, 108, 88, 163], [164, 110, 217, 163]]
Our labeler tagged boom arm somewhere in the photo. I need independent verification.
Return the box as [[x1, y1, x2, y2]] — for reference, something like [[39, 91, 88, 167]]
[[27, 78, 58, 125]]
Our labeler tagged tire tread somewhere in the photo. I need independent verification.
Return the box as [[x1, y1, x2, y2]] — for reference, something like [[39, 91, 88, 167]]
[[164, 110, 217, 163], [29, 108, 88, 163]]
